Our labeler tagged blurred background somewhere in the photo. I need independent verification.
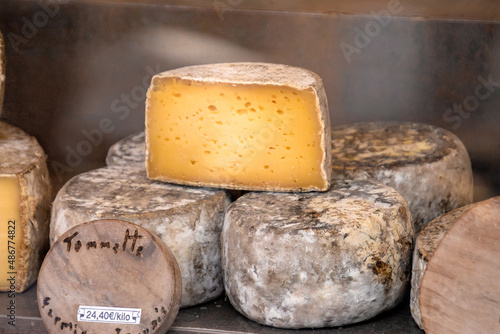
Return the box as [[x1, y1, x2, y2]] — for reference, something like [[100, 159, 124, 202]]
[[1, 0, 499, 199]]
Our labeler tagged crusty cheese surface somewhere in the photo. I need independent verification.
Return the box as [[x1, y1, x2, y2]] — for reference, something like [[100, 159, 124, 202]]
[[146, 62, 331, 192], [331, 121, 473, 232], [0, 121, 51, 292], [51, 165, 230, 307], [222, 180, 414, 328], [106, 131, 145, 166], [410, 203, 475, 329]]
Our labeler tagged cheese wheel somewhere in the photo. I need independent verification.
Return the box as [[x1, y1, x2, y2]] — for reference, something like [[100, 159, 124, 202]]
[[410, 203, 475, 329], [38, 219, 182, 334], [419, 197, 500, 333], [222, 180, 414, 328], [146, 62, 331, 192], [0, 31, 5, 114], [51, 165, 230, 307], [331, 121, 473, 232], [105, 132, 145, 166], [0, 121, 51, 292]]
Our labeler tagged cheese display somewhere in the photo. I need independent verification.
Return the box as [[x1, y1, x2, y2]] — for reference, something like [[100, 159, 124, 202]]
[[331, 121, 473, 232], [0, 121, 51, 292], [50, 165, 231, 307], [222, 180, 414, 328], [0, 31, 5, 115], [418, 197, 500, 333], [145, 62, 331, 192], [38, 219, 182, 334], [106, 131, 145, 166]]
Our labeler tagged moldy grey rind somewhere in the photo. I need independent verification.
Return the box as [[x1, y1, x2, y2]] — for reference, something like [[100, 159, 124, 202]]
[[331, 121, 473, 232], [51, 165, 231, 307], [222, 180, 414, 328]]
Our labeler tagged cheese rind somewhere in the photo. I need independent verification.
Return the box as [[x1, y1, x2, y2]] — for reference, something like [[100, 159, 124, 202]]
[[145, 62, 331, 192], [410, 203, 474, 329], [50, 165, 230, 307], [106, 131, 145, 166], [222, 180, 414, 328], [331, 121, 473, 232], [0, 121, 52, 292]]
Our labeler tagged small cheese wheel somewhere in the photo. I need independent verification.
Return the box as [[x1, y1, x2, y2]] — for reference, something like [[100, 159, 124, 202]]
[[146, 62, 331, 192], [419, 197, 500, 333], [0, 121, 51, 292], [409, 204, 474, 329], [38, 219, 182, 334], [51, 165, 230, 307], [222, 180, 414, 328], [105, 132, 145, 166], [331, 121, 473, 232], [0, 31, 5, 114]]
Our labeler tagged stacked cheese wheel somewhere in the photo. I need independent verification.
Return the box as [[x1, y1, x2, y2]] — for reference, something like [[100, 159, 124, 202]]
[[44, 62, 477, 331]]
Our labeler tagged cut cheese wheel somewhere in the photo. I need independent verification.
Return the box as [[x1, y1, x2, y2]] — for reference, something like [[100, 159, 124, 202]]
[[222, 180, 414, 328], [50, 165, 230, 307], [331, 121, 473, 232], [419, 197, 500, 333], [409, 203, 474, 329], [105, 132, 145, 166], [0, 121, 51, 292], [38, 219, 182, 334], [145, 62, 331, 192], [0, 31, 5, 114]]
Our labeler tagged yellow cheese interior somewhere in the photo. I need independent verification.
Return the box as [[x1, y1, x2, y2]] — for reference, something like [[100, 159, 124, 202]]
[[147, 78, 325, 190], [0, 176, 22, 291]]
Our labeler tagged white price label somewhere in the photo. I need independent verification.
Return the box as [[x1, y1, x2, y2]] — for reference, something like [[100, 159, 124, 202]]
[[77, 306, 141, 324]]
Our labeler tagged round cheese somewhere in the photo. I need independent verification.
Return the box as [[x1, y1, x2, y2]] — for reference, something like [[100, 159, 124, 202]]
[[0, 121, 51, 292], [38, 219, 182, 334], [410, 203, 474, 329], [419, 197, 500, 333], [105, 132, 145, 166], [51, 165, 230, 307], [222, 180, 414, 328], [331, 121, 473, 232]]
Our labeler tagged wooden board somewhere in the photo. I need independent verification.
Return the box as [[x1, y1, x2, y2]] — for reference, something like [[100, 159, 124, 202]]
[[419, 197, 500, 333], [37, 219, 182, 334]]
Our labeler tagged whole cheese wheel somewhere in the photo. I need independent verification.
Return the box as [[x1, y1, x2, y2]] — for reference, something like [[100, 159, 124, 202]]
[[419, 197, 500, 333], [38, 219, 182, 334], [146, 62, 331, 192], [331, 121, 473, 232], [51, 165, 230, 307], [0, 121, 51, 292], [222, 180, 414, 328], [105, 132, 145, 166]]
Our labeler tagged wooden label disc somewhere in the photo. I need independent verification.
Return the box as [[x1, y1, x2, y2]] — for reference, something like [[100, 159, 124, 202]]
[[37, 219, 182, 334], [420, 197, 500, 334]]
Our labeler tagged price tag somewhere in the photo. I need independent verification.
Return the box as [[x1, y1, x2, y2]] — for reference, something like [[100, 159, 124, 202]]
[[77, 306, 141, 325]]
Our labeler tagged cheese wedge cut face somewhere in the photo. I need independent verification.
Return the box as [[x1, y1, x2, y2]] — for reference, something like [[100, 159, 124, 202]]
[[0, 176, 22, 290], [146, 63, 331, 192], [0, 121, 52, 292]]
